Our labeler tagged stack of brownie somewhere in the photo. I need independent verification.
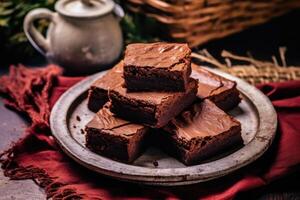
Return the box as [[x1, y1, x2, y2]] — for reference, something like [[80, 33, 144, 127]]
[[85, 42, 242, 165]]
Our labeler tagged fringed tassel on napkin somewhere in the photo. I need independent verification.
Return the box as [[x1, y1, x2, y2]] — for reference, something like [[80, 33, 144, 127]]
[[0, 65, 85, 200]]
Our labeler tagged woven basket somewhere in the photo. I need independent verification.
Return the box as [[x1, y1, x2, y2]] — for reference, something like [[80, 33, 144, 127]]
[[126, 0, 300, 47]]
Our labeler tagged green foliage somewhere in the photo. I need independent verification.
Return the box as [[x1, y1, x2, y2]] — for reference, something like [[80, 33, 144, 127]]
[[121, 13, 160, 44], [0, 0, 56, 64], [0, 1, 161, 65]]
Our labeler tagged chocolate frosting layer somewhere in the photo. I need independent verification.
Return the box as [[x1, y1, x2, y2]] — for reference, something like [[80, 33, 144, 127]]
[[92, 61, 123, 90], [86, 103, 145, 137], [110, 78, 197, 105], [124, 42, 191, 69], [164, 100, 240, 140], [191, 64, 236, 99]]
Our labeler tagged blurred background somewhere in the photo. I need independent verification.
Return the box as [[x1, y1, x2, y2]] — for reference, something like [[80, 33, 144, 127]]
[[0, 0, 300, 67]]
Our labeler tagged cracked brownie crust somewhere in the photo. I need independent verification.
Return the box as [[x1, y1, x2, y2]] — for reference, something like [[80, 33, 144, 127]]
[[85, 103, 149, 163], [192, 64, 241, 111], [109, 78, 198, 128], [124, 43, 192, 91], [87, 61, 123, 112], [161, 99, 242, 165]]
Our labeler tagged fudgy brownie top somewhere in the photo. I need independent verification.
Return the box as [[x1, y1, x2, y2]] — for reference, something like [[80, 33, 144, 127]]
[[124, 42, 191, 69], [91, 61, 123, 90], [191, 64, 236, 99], [110, 78, 197, 105], [164, 99, 240, 141], [86, 103, 145, 138]]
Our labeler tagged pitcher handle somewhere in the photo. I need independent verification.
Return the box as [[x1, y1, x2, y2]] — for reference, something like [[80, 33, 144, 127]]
[[24, 8, 55, 56]]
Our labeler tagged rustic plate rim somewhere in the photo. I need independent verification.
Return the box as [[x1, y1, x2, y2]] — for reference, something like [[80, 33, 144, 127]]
[[50, 67, 277, 185]]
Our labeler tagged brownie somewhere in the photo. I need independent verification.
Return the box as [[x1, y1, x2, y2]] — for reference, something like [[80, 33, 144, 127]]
[[87, 61, 123, 112], [161, 99, 242, 165], [123, 42, 192, 92], [191, 64, 241, 111], [109, 79, 198, 128], [85, 103, 149, 163]]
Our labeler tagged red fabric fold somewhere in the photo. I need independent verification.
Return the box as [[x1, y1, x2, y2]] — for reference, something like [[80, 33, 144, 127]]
[[1, 65, 300, 200]]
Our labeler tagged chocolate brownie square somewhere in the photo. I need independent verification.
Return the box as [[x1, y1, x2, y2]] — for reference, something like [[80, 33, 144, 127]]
[[192, 64, 241, 111], [87, 61, 123, 112], [124, 42, 192, 92], [85, 103, 149, 163], [109, 79, 198, 128], [161, 99, 242, 165]]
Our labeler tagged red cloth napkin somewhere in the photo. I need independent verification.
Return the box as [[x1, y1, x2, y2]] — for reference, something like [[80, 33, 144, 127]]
[[1, 65, 300, 200]]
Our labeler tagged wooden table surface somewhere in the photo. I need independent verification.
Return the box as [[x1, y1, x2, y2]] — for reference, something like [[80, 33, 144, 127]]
[[0, 98, 46, 200], [1, 10, 300, 200]]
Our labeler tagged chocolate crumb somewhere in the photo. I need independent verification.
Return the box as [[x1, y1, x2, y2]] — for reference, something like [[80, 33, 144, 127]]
[[80, 129, 85, 134], [76, 116, 81, 121], [153, 161, 159, 167]]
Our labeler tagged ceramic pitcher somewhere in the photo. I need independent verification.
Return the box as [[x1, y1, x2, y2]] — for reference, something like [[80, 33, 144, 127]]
[[24, 0, 124, 74]]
